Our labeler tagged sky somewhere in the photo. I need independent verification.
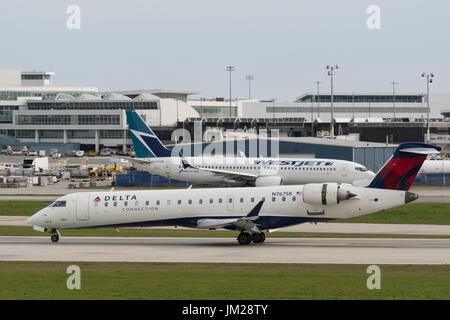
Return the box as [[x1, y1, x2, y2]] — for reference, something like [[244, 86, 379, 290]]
[[1, 0, 449, 101]]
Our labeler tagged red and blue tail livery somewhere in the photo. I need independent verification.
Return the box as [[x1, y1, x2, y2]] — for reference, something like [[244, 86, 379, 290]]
[[367, 142, 441, 191]]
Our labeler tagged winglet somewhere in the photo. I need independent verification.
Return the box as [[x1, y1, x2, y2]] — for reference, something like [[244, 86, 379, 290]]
[[245, 200, 265, 218]]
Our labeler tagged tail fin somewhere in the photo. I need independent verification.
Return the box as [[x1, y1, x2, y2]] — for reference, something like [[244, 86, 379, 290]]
[[126, 110, 172, 158], [367, 142, 441, 191]]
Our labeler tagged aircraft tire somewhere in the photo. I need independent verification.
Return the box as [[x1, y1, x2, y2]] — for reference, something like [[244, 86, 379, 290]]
[[50, 234, 59, 243], [237, 232, 251, 245], [252, 232, 265, 243]]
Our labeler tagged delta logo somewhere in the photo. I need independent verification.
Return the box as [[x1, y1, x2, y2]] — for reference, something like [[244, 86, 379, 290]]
[[93, 196, 101, 202]]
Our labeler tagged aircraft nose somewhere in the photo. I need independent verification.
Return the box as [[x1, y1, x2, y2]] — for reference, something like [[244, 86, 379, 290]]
[[27, 210, 45, 227], [27, 215, 37, 225], [366, 171, 376, 180]]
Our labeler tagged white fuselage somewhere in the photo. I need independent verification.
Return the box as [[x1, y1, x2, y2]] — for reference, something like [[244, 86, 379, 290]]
[[420, 160, 450, 174], [132, 156, 375, 186], [28, 184, 407, 232]]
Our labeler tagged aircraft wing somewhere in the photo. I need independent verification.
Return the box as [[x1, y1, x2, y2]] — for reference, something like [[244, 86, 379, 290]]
[[119, 157, 153, 165], [196, 200, 264, 232], [181, 159, 258, 182]]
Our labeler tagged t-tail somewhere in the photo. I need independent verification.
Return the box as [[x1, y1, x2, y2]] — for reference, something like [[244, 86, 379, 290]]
[[367, 142, 441, 191], [126, 110, 172, 158]]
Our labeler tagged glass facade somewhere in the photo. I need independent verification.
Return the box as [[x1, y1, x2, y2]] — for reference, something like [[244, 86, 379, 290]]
[[0, 106, 17, 123], [40, 130, 64, 139], [67, 130, 95, 139], [100, 130, 125, 139], [0, 91, 91, 101], [18, 115, 71, 125], [21, 74, 50, 80], [78, 115, 120, 125], [16, 130, 35, 139], [192, 106, 237, 117], [298, 95, 423, 103], [17, 114, 120, 125], [266, 106, 428, 114], [27, 101, 158, 110]]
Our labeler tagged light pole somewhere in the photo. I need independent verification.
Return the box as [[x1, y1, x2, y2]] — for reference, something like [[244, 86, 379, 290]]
[[226, 66, 235, 117], [326, 65, 339, 138], [246, 74, 254, 99], [272, 98, 276, 121], [421, 72, 434, 143], [314, 80, 322, 118], [391, 81, 399, 120]]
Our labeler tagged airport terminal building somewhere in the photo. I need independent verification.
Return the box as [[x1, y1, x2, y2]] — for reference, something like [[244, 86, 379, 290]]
[[0, 68, 450, 154]]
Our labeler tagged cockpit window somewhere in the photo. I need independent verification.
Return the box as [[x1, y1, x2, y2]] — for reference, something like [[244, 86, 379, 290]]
[[50, 201, 66, 207], [354, 166, 368, 172]]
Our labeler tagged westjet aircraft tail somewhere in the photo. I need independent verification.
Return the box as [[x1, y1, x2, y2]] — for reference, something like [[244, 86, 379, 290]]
[[126, 110, 172, 158], [367, 142, 441, 191]]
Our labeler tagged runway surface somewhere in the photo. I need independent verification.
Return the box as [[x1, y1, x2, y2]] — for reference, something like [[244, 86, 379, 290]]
[[2, 216, 450, 235], [1, 236, 449, 265]]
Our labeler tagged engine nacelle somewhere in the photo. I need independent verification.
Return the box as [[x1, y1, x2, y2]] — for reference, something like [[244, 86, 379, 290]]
[[302, 183, 356, 205], [254, 176, 283, 187]]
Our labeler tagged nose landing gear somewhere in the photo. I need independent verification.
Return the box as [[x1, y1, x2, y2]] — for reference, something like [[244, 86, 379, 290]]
[[50, 229, 60, 243], [237, 232, 266, 245]]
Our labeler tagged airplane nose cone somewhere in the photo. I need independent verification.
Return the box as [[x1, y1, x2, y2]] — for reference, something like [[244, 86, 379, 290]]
[[367, 171, 376, 180], [27, 215, 37, 225], [27, 211, 45, 227]]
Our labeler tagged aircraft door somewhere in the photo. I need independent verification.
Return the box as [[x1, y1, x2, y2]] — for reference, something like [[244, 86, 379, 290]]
[[76, 193, 90, 220], [227, 195, 234, 211]]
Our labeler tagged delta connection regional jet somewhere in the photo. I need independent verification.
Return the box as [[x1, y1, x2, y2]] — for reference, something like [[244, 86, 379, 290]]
[[27, 143, 440, 245], [125, 110, 375, 187]]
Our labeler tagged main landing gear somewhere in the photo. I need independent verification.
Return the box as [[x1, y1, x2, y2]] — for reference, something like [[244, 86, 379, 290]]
[[50, 229, 60, 243], [237, 232, 266, 245]]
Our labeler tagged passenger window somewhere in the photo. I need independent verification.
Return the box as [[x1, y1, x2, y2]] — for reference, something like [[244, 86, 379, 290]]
[[124, 201, 128, 207], [292, 196, 296, 201], [156, 200, 160, 205], [229, 198, 233, 203], [178, 200, 182, 205], [272, 197, 276, 202], [188, 199, 192, 204], [145, 201, 149, 206], [199, 199, 203, 204], [113, 202, 117, 207], [104, 202, 108, 207], [282, 197, 286, 201], [218, 198, 223, 203], [240, 198, 244, 203], [251, 197, 255, 203], [209, 199, 213, 204], [262, 197, 266, 201]]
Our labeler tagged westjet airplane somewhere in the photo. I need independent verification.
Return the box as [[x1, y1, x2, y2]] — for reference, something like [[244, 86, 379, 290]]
[[125, 110, 375, 186], [27, 142, 440, 245]]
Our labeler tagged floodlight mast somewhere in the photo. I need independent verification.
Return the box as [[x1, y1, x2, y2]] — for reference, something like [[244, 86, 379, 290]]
[[421, 72, 434, 143], [226, 66, 235, 117], [326, 65, 339, 138]]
